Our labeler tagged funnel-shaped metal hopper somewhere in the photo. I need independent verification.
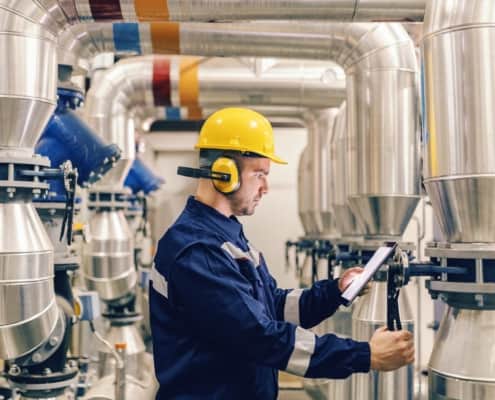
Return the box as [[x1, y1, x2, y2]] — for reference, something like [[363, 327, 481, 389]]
[[348, 195, 419, 238], [82, 210, 136, 303], [425, 177, 495, 243], [0, 204, 58, 360], [345, 66, 420, 239], [352, 281, 414, 400], [423, 4, 495, 243], [0, 24, 57, 154]]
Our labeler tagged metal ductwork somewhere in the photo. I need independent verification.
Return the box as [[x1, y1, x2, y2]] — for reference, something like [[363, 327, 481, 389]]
[[298, 146, 318, 236], [84, 56, 345, 188], [343, 24, 420, 239], [330, 102, 364, 238], [423, 0, 495, 243], [0, 204, 57, 360], [0, 7, 57, 157], [81, 55, 344, 305], [421, 2, 495, 399], [303, 108, 341, 237], [6, 0, 426, 33], [0, 1, 58, 363]]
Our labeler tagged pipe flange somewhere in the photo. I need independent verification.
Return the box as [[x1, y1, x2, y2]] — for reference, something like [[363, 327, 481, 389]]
[[88, 189, 131, 211], [0, 155, 52, 201], [426, 242, 495, 259], [103, 311, 143, 326], [426, 281, 495, 309], [425, 242, 495, 308], [7, 366, 78, 398]]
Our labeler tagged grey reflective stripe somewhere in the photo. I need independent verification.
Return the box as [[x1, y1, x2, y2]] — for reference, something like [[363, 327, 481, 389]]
[[247, 244, 261, 267], [221, 241, 261, 267], [285, 327, 316, 377], [284, 288, 304, 325], [150, 264, 169, 299]]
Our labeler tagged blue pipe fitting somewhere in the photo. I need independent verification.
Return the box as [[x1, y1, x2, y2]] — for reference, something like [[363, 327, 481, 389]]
[[36, 87, 121, 199], [124, 157, 164, 195]]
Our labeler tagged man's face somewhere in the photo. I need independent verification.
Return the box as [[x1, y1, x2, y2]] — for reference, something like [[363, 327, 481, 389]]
[[229, 157, 270, 216]]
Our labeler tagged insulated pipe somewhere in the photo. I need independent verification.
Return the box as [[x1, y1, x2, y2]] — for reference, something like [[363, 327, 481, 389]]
[[303, 108, 340, 237], [60, 20, 425, 74], [422, 0, 495, 243], [82, 23, 419, 236], [0, 0, 424, 152], [84, 56, 346, 188], [330, 102, 364, 237], [12, 0, 426, 33]]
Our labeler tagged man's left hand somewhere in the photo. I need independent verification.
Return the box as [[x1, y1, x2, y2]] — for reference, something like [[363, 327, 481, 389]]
[[338, 266, 370, 296]]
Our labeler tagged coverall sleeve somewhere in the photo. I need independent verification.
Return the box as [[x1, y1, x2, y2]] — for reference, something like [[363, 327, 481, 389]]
[[270, 274, 346, 329], [165, 244, 370, 379]]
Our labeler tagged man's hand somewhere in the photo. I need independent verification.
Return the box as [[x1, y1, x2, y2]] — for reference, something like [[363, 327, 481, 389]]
[[369, 327, 415, 371], [338, 266, 369, 296]]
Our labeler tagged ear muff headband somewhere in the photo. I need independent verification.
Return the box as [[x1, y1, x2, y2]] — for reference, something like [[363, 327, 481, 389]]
[[211, 157, 240, 194]]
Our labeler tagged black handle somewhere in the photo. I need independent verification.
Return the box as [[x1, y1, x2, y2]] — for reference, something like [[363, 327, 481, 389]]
[[177, 166, 230, 182]]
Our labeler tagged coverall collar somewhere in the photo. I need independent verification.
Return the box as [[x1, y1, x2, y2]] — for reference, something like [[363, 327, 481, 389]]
[[187, 196, 243, 240]]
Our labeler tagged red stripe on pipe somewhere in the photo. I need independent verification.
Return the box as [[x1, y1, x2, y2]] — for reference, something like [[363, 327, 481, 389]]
[[153, 58, 172, 106], [89, 0, 123, 20]]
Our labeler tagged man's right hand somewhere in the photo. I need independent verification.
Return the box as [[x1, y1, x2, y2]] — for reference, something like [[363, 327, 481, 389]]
[[369, 326, 414, 371]]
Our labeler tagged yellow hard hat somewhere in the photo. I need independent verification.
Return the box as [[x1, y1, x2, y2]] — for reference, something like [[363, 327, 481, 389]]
[[195, 108, 287, 164]]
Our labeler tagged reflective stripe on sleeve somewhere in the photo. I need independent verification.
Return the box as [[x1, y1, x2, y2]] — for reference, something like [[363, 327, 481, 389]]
[[284, 288, 304, 325], [285, 327, 316, 377], [150, 263, 169, 299], [221, 241, 260, 267]]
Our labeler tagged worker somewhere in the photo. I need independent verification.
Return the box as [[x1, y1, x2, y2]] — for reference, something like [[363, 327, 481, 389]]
[[150, 107, 414, 400]]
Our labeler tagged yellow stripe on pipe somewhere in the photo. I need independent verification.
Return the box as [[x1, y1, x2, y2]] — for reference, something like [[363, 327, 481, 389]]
[[179, 57, 200, 107], [425, 57, 438, 177], [150, 22, 180, 54], [187, 106, 203, 120], [134, 0, 169, 20]]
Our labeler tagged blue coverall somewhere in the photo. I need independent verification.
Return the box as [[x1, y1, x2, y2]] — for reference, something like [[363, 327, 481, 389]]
[[150, 196, 370, 399]]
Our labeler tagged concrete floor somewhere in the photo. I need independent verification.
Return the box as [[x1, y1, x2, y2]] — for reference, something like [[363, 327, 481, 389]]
[[279, 390, 312, 400]]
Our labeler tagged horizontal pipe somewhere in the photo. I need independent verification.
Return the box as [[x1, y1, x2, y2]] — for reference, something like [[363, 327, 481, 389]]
[[59, 21, 419, 73], [85, 56, 345, 188], [45, 0, 426, 30]]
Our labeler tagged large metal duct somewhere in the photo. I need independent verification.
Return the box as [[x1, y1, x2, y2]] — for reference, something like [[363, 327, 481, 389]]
[[0, 204, 58, 361], [330, 102, 364, 237], [2, 1, 426, 33], [0, 2, 58, 361], [303, 108, 341, 237], [344, 25, 420, 239], [352, 278, 414, 400], [421, 2, 495, 399], [298, 147, 318, 236], [423, 1, 495, 243]]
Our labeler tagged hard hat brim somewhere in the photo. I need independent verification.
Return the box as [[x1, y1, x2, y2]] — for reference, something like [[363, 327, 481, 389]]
[[267, 154, 288, 165], [195, 144, 287, 164]]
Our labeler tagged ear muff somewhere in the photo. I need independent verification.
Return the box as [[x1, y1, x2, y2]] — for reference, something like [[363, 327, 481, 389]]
[[211, 157, 240, 194]]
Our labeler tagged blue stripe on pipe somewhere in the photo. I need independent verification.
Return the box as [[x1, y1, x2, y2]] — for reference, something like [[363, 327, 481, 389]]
[[113, 23, 142, 54], [166, 107, 182, 121]]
